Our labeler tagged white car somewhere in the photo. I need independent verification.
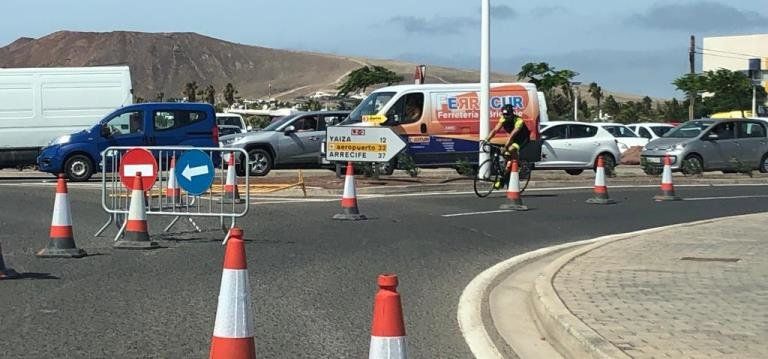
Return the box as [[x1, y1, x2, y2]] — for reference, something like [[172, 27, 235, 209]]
[[538, 121, 623, 175], [593, 123, 649, 153], [627, 123, 676, 141]]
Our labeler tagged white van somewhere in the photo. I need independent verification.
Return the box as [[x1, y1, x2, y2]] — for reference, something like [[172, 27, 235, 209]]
[[0, 66, 132, 168]]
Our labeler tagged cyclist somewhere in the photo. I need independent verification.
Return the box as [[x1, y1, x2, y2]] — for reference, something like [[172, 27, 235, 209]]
[[484, 104, 530, 189]]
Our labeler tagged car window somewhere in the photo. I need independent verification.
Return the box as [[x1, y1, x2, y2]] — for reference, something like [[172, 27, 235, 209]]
[[638, 127, 652, 139], [627, 126, 636, 132], [650, 126, 672, 137], [738, 122, 767, 138], [154, 110, 206, 131], [292, 115, 320, 131], [603, 125, 638, 137], [321, 114, 347, 131], [665, 120, 713, 138], [568, 124, 597, 138], [709, 122, 736, 140], [105, 111, 144, 137], [385, 93, 424, 125], [541, 125, 567, 140], [217, 116, 243, 128]]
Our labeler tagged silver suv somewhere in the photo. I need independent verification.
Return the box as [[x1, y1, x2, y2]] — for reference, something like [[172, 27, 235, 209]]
[[219, 111, 350, 176], [640, 119, 768, 174]]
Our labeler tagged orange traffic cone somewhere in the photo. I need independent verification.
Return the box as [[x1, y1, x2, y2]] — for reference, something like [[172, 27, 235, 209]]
[[37, 174, 87, 258], [166, 154, 182, 204], [586, 156, 616, 205], [500, 160, 528, 211], [654, 155, 682, 201], [115, 174, 159, 249], [369, 273, 407, 359], [333, 162, 366, 220], [210, 227, 256, 359], [0, 242, 19, 280], [222, 152, 243, 204]]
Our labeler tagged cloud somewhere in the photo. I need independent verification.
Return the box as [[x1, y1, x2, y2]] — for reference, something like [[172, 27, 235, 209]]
[[629, 2, 768, 32], [389, 16, 477, 35], [530, 5, 570, 17], [490, 5, 517, 20]]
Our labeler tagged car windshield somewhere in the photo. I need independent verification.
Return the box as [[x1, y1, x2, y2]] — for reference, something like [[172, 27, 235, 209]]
[[650, 126, 673, 137], [603, 125, 638, 137], [663, 120, 714, 138], [344, 92, 396, 124], [262, 116, 293, 131]]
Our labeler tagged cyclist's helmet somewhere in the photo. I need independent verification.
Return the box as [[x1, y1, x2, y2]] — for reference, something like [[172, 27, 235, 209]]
[[501, 104, 517, 119]]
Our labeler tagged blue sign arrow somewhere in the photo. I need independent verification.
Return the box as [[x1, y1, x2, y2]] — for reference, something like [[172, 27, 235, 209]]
[[175, 149, 215, 196]]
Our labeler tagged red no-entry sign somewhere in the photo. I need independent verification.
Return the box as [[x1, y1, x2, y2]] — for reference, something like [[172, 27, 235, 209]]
[[119, 148, 158, 191]]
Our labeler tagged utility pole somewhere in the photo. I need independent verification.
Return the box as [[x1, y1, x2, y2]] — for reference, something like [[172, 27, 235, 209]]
[[479, 0, 490, 177], [688, 35, 695, 121]]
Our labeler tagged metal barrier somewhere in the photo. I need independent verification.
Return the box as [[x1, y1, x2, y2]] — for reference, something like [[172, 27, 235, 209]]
[[96, 146, 249, 244]]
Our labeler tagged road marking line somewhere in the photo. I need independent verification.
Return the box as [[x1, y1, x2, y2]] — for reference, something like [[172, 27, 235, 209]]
[[682, 194, 768, 201], [442, 210, 513, 217]]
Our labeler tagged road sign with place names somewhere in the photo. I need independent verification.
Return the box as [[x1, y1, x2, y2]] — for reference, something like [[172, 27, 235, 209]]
[[120, 148, 158, 191], [325, 126, 407, 163], [174, 149, 215, 196]]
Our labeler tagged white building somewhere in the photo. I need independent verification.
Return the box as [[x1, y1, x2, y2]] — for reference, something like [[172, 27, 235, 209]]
[[702, 34, 768, 116]]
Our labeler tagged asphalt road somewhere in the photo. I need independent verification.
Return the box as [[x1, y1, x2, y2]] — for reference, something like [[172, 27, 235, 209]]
[[1, 182, 767, 358]]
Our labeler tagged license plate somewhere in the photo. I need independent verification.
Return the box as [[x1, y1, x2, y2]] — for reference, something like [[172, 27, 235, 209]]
[[646, 157, 661, 163]]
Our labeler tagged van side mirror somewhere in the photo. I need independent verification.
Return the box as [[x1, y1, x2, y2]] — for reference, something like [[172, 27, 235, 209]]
[[704, 132, 719, 141], [283, 125, 296, 134], [100, 124, 111, 137]]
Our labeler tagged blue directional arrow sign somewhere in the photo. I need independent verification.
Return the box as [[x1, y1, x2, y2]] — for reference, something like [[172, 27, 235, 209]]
[[175, 149, 215, 196]]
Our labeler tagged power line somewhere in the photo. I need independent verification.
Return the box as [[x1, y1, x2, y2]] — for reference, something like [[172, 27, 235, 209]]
[[695, 51, 754, 61], [696, 46, 762, 59]]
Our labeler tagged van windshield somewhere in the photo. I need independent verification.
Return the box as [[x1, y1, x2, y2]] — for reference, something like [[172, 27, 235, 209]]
[[343, 92, 396, 124], [663, 120, 714, 138]]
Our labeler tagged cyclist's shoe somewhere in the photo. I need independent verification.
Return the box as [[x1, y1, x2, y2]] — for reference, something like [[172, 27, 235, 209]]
[[494, 180, 503, 190]]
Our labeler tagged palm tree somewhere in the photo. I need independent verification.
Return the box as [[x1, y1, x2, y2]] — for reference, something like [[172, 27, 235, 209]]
[[588, 82, 603, 120], [183, 82, 198, 102]]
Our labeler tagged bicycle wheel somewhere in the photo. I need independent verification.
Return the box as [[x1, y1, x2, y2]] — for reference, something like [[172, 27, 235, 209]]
[[518, 160, 533, 193], [474, 159, 502, 198]]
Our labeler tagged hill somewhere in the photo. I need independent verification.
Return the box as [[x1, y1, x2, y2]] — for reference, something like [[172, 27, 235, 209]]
[[0, 31, 523, 101]]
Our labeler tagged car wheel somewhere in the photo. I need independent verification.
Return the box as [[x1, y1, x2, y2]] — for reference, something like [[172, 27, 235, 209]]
[[760, 154, 768, 174], [681, 154, 703, 176], [565, 169, 584, 176], [378, 160, 396, 176], [64, 154, 94, 182], [247, 148, 272, 176]]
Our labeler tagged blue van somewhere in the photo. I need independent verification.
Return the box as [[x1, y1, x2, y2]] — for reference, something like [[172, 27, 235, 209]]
[[37, 102, 219, 181]]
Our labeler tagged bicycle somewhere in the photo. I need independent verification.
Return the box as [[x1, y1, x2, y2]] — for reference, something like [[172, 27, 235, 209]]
[[473, 141, 532, 198]]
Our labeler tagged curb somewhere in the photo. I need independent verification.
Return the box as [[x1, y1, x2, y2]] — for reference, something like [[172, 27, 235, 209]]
[[457, 213, 759, 358]]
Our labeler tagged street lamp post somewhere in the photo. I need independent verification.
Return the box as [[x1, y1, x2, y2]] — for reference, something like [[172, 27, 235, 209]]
[[571, 81, 581, 121], [479, 0, 490, 176]]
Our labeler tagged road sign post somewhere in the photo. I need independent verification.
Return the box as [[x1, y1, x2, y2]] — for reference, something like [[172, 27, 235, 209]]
[[325, 126, 406, 163]]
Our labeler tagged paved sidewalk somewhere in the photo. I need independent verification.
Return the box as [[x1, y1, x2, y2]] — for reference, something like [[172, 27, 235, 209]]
[[553, 213, 768, 358]]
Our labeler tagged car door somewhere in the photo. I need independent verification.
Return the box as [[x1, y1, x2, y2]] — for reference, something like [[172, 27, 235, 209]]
[[97, 109, 147, 170], [277, 115, 324, 164], [151, 109, 213, 147], [537, 124, 569, 168], [703, 122, 738, 169], [562, 124, 600, 166], [736, 121, 768, 168]]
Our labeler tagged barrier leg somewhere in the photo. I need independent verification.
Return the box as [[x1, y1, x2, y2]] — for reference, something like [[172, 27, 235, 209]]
[[221, 218, 236, 246], [164, 216, 181, 233], [113, 220, 127, 242], [187, 217, 202, 233], [94, 215, 113, 237]]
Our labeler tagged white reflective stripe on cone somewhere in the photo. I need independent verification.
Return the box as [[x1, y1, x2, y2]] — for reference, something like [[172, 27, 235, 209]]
[[343, 175, 356, 199], [508, 172, 519, 192], [226, 166, 236, 185], [128, 190, 146, 221], [168, 169, 178, 188], [51, 193, 72, 226], [369, 336, 407, 359], [662, 165, 673, 184], [213, 269, 254, 338], [595, 167, 606, 187]]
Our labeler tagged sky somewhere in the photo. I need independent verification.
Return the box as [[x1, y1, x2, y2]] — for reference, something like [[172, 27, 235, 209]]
[[1, 0, 767, 98]]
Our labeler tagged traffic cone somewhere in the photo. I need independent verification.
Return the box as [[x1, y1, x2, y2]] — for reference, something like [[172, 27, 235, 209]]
[[115, 174, 160, 249], [654, 155, 682, 201], [166, 154, 182, 204], [369, 273, 407, 359], [333, 161, 366, 220], [222, 152, 243, 204], [586, 156, 616, 205], [36, 174, 87, 258], [500, 160, 528, 211], [0, 242, 19, 280], [210, 227, 256, 359]]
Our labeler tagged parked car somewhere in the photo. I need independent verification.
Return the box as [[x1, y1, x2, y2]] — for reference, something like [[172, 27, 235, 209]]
[[216, 113, 248, 133], [538, 121, 622, 175], [593, 123, 649, 153], [640, 118, 768, 175], [627, 123, 676, 141], [37, 103, 219, 181], [219, 111, 350, 176]]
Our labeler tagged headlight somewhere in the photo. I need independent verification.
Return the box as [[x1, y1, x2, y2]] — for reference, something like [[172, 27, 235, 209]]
[[49, 135, 71, 145]]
